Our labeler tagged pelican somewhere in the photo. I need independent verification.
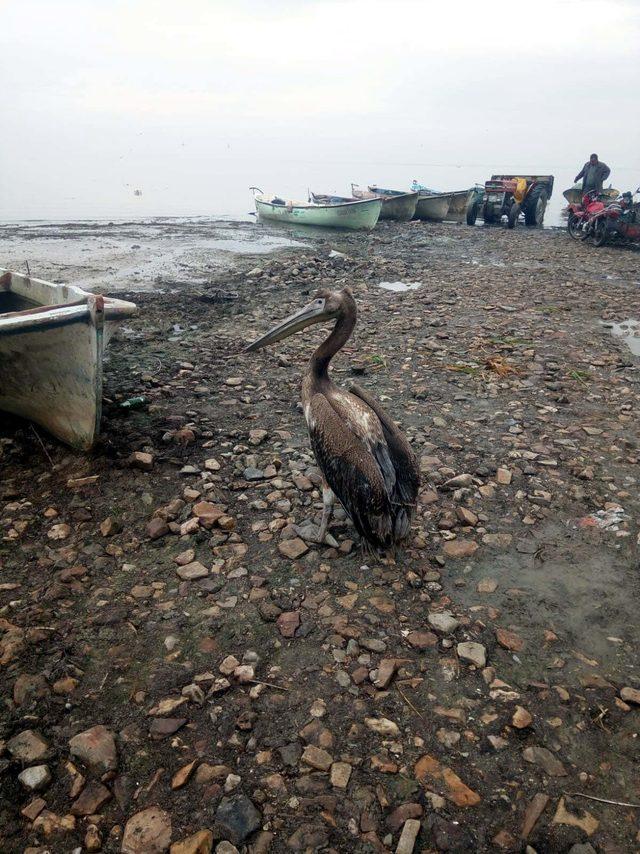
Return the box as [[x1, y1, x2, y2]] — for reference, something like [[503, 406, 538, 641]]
[[245, 287, 420, 550]]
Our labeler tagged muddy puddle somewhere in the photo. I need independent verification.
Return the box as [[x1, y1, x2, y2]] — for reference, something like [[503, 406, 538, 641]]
[[379, 280, 421, 292], [603, 318, 640, 355]]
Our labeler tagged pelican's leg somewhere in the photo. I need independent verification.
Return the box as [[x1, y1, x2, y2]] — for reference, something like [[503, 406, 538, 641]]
[[316, 484, 335, 544]]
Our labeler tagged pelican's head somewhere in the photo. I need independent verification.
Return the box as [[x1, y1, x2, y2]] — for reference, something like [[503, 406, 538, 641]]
[[245, 287, 354, 352]]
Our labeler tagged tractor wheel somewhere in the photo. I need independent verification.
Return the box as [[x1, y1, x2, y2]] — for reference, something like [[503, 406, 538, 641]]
[[483, 204, 496, 224], [524, 187, 549, 226], [592, 218, 608, 247], [507, 203, 521, 229], [466, 198, 479, 226], [567, 213, 585, 240]]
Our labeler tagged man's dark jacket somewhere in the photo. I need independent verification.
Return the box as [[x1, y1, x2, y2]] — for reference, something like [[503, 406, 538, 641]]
[[575, 160, 611, 193]]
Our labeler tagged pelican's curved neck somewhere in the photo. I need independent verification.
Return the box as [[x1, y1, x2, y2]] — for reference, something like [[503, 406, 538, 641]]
[[310, 309, 356, 381]]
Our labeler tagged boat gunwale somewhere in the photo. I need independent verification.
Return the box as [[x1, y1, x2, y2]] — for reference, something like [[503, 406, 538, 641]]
[[367, 187, 420, 203], [254, 195, 382, 212], [0, 268, 137, 332]]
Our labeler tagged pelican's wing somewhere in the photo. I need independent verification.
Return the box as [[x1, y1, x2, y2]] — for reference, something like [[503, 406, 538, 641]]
[[307, 393, 393, 548], [325, 389, 397, 497], [348, 383, 420, 506]]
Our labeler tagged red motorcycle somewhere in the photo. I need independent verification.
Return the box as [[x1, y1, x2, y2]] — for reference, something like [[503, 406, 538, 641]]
[[566, 190, 606, 240], [587, 188, 640, 247]]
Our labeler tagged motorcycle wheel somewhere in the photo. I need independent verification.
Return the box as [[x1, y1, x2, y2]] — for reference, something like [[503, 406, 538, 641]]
[[592, 218, 608, 247], [567, 213, 584, 240]]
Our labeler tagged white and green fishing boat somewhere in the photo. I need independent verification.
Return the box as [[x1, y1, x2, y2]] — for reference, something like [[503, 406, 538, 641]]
[[251, 188, 382, 230]]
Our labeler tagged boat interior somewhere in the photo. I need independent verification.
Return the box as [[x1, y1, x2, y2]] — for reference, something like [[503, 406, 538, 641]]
[[0, 270, 87, 317]]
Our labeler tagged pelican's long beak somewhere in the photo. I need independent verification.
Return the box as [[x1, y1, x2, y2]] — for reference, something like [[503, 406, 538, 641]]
[[245, 298, 331, 351]]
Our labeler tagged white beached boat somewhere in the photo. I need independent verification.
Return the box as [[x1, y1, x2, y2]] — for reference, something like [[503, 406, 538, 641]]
[[252, 189, 382, 230], [0, 268, 137, 449]]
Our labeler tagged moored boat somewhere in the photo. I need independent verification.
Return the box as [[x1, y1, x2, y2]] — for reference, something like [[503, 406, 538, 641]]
[[442, 190, 473, 222], [0, 268, 137, 449], [252, 188, 382, 230], [413, 193, 451, 222], [351, 185, 418, 222]]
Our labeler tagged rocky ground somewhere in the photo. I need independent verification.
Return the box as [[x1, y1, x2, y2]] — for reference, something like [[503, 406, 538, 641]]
[[1, 219, 639, 854]]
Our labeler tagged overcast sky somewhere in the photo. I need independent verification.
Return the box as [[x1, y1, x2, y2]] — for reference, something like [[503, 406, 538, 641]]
[[1, 0, 639, 221]]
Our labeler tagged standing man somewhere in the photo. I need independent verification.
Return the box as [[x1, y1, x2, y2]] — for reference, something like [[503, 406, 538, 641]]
[[575, 153, 611, 195]]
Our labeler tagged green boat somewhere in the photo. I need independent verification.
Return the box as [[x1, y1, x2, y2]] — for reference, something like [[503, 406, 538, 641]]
[[251, 188, 382, 230]]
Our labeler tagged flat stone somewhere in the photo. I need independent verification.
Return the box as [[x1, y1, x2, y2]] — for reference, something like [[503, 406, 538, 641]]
[[443, 539, 478, 559], [373, 658, 398, 690], [330, 762, 352, 789], [278, 538, 308, 560], [214, 795, 262, 845], [364, 717, 400, 737], [69, 725, 117, 776], [148, 517, 170, 540], [219, 656, 240, 675], [396, 819, 421, 854], [150, 718, 187, 740], [414, 754, 480, 807], [521, 793, 549, 839], [386, 803, 423, 832], [71, 780, 112, 815], [129, 451, 154, 471], [193, 502, 225, 526], [620, 686, 640, 705], [406, 631, 437, 649], [18, 765, 51, 791], [457, 642, 486, 668], [6, 730, 49, 763], [496, 467, 512, 484], [443, 473, 473, 488], [171, 759, 199, 790], [512, 706, 533, 729], [169, 829, 214, 853], [276, 611, 300, 638], [496, 627, 524, 651], [176, 561, 209, 580], [21, 797, 47, 823], [552, 797, 598, 835], [360, 637, 387, 652], [522, 746, 567, 777], [122, 806, 172, 853], [428, 611, 460, 634], [301, 745, 333, 771]]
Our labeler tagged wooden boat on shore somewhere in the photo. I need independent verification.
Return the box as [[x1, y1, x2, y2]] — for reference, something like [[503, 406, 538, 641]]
[[442, 190, 472, 222], [414, 192, 451, 222], [0, 268, 136, 449], [351, 185, 418, 222], [252, 188, 381, 230]]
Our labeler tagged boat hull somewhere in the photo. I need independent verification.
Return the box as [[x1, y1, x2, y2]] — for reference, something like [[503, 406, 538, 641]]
[[351, 186, 419, 222], [0, 269, 136, 449], [442, 191, 471, 222], [414, 194, 451, 221], [377, 193, 418, 222], [255, 197, 381, 230], [0, 313, 104, 449]]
